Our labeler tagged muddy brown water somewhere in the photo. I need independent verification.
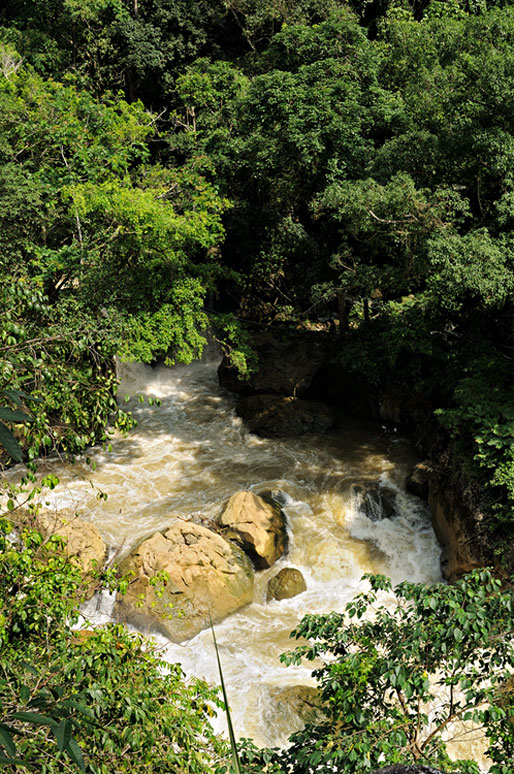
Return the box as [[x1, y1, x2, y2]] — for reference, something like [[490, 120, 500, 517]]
[[17, 359, 489, 765]]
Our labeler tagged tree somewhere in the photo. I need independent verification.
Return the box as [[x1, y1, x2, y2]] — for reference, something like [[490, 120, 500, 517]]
[[277, 571, 514, 773], [0, 47, 231, 463]]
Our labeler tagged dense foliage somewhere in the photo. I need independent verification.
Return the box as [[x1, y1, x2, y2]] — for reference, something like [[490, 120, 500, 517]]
[[3, 0, 514, 536], [279, 571, 514, 774], [218, 570, 514, 774]]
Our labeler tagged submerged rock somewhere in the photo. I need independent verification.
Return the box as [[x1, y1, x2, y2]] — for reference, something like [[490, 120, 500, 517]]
[[220, 490, 287, 569], [267, 567, 306, 601], [352, 481, 398, 521], [115, 521, 254, 642], [267, 685, 322, 726], [236, 394, 335, 437]]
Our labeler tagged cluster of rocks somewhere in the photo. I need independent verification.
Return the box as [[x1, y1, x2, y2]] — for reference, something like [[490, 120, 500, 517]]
[[31, 489, 307, 643]]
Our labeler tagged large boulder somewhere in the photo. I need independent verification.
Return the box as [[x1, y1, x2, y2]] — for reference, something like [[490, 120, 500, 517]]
[[24, 512, 107, 597], [115, 521, 254, 642], [220, 490, 287, 569], [218, 328, 334, 397], [267, 567, 306, 601], [236, 394, 335, 437]]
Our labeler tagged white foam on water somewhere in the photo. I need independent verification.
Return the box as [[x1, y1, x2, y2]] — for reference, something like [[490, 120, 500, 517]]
[[10, 360, 491, 763]]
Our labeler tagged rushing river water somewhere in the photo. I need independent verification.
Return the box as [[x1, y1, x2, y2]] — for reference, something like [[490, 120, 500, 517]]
[[24, 357, 489, 765]]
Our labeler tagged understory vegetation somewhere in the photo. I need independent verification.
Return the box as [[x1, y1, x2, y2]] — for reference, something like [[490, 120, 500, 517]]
[[2, 0, 514, 770]]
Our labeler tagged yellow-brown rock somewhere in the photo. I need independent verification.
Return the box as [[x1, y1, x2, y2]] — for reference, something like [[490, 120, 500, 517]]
[[268, 685, 323, 726], [267, 567, 306, 601], [220, 490, 287, 569], [115, 521, 254, 642]]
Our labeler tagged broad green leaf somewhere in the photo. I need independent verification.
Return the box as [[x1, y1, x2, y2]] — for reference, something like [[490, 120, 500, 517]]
[[12, 711, 57, 726], [60, 700, 95, 719], [0, 753, 28, 767], [67, 737, 86, 772], [3, 388, 42, 404], [54, 719, 72, 752], [0, 724, 17, 757], [0, 421, 23, 461], [0, 407, 31, 422]]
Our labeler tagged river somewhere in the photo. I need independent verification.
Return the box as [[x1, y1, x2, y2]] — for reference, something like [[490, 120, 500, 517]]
[[27, 357, 488, 765]]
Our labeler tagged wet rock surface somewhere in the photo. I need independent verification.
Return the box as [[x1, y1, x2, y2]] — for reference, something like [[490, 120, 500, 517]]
[[352, 481, 398, 521], [220, 490, 287, 569], [236, 394, 335, 437], [267, 567, 306, 600], [406, 462, 431, 500], [218, 328, 334, 397], [428, 474, 490, 581], [115, 520, 254, 642], [268, 684, 323, 726]]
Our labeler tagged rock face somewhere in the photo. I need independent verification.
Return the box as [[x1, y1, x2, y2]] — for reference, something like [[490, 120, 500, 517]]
[[220, 490, 287, 569], [428, 476, 491, 582], [352, 481, 398, 521], [115, 521, 254, 642], [218, 328, 334, 397], [267, 568, 306, 601], [27, 512, 107, 596], [236, 394, 335, 437]]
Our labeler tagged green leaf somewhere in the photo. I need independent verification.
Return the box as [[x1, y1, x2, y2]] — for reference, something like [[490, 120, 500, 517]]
[[0, 421, 23, 461], [60, 700, 95, 719], [19, 685, 30, 703], [0, 724, 17, 757], [0, 407, 32, 422], [0, 753, 28, 767], [3, 388, 42, 404], [66, 737, 86, 772], [12, 712, 57, 726], [54, 719, 72, 752]]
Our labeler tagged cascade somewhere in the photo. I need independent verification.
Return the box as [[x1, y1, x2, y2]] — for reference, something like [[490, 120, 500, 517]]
[[24, 359, 488, 764]]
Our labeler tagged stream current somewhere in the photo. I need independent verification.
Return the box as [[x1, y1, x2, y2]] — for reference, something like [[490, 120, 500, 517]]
[[27, 358, 486, 763]]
